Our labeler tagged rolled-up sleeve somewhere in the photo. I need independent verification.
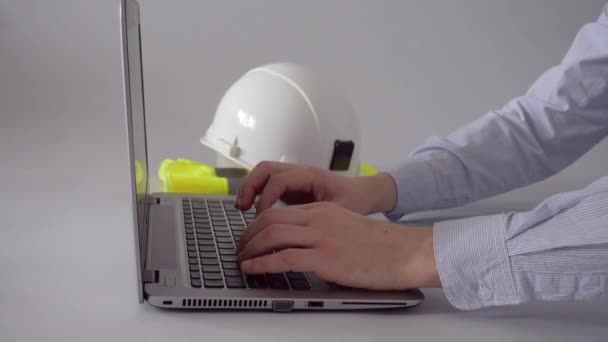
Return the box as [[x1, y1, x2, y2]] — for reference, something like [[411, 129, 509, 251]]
[[435, 177, 608, 310]]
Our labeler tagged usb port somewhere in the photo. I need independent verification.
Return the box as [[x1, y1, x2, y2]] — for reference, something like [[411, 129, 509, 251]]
[[307, 301, 324, 308], [163, 300, 173, 305]]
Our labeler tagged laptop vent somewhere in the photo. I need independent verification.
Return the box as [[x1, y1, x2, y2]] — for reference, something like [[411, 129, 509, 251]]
[[181, 298, 269, 309]]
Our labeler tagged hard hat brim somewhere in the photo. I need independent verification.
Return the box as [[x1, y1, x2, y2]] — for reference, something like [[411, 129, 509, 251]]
[[200, 136, 253, 171]]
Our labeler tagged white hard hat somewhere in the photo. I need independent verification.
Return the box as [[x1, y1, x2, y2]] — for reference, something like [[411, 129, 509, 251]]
[[201, 62, 361, 176]]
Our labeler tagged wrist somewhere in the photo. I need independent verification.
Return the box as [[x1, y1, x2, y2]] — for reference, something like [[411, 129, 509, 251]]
[[354, 172, 398, 215], [399, 225, 442, 289]]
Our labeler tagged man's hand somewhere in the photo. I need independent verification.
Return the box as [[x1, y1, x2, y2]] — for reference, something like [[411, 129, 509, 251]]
[[237, 202, 441, 290], [236, 161, 398, 215]]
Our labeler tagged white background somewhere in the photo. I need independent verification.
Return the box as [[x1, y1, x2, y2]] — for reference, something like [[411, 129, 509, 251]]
[[1, 1, 608, 341]]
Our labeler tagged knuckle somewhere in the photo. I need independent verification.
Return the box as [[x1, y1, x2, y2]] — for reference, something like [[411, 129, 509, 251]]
[[256, 208, 278, 226], [263, 224, 282, 239], [279, 250, 299, 268], [258, 160, 272, 169], [312, 202, 335, 218]]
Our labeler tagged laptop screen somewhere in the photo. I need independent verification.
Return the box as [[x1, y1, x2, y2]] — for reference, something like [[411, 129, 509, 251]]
[[122, 0, 149, 298]]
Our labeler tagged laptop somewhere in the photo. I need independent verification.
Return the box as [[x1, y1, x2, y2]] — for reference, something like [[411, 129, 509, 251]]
[[120, 0, 424, 311]]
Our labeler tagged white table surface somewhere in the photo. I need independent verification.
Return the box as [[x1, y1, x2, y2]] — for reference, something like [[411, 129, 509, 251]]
[[2, 109, 608, 342]]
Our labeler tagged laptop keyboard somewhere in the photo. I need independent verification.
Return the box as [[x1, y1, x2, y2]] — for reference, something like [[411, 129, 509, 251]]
[[182, 198, 311, 291]]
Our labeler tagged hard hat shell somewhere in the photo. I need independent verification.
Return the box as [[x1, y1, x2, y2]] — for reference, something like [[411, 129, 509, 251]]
[[201, 62, 360, 176]]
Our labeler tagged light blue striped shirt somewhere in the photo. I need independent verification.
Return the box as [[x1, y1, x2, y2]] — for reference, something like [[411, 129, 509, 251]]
[[387, 4, 608, 310]]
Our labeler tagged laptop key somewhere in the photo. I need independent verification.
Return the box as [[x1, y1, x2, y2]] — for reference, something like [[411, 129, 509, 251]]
[[189, 265, 199, 272], [198, 233, 213, 240], [187, 246, 197, 252], [199, 246, 217, 252], [224, 269, 242, 277], [200, 252, 218, 258], [226, 276, 246, 288], [289, 279, 311, 290], [222, 262, 239, 269], [188, 252, 197, 258], [186, 240, 196, 246], [201, 258, 220, 266], [196, 228, 212, 234], [202, 265, 221, 273], [217, 242, 234, 249], [232, 231, 242, 237], [246, 275, 268, 289], [186, 234, 195, 240], [204, 280, 225, 288], [190, 272, 201, 279], [215, 231, 231, 237], [191, 279, 202, 288], [219, 248, 236, 255], [213, 226, 230, 232], [216, 236, 232, 243], [198, 240, 215, 246], [286, 272, 307, 280], [192, 202, 206, 208], [203, 272, 223, 280], [220, 255, 238, 262], [189, 258, 198, 265], [266, 273, 289, 289]]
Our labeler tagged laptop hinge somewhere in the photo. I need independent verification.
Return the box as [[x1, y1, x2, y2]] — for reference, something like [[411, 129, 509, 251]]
[[142, 269, 159, 284], [145, 196, 160, 205]]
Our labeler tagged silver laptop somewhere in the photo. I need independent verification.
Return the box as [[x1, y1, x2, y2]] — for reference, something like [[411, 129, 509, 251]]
[[120, 0, 424, 311]]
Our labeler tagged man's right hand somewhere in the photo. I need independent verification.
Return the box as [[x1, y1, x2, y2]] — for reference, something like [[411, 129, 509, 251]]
[[235, 161, 398, 215]]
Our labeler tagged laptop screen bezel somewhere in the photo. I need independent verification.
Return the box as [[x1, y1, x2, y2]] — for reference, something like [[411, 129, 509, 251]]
[[120, 0, 149, 304]]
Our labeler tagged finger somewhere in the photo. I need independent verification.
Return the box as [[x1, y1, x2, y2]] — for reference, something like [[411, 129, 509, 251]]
[[238, 224, 318, 261], [286, 201, 327, 211], [236, 161, 293, 211], [239, 207, 310, 251], [240, 248, 320, 274], [255, 167, 317, 214]]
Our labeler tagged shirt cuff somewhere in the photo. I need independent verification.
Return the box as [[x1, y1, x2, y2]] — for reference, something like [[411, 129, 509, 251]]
[[434, 214, 521, 310], [383, 154, 440, 221]]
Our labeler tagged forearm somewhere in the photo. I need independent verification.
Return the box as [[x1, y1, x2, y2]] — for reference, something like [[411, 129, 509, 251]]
[[435, 176, 608, 310]]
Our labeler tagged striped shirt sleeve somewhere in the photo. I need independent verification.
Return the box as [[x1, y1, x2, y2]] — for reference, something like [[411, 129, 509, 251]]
[[385, 3, 608, 310], [434, 176, 608, 310]]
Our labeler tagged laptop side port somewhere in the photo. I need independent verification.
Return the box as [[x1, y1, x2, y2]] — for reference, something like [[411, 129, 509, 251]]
[[307, 301, 324, 308], [272, 300, 294, 312]]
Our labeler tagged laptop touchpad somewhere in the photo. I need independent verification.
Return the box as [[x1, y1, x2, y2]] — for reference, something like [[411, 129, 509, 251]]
[[147, 205, 178, 270]]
